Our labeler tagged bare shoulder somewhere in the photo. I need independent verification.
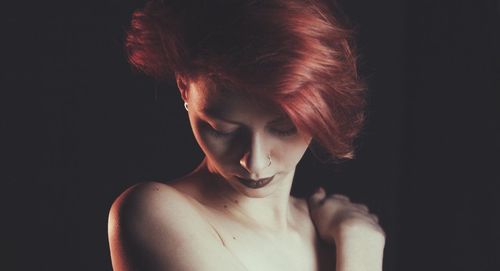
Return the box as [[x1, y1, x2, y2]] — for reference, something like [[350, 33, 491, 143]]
[[108, 181, 246, 271], [292, 196, 310, 212], [291, 196, 313, 222], [291, 196, 337, 270], [109, 181, 196, 225]]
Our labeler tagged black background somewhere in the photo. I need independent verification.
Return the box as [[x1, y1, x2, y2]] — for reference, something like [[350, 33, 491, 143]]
[[2, 0, 499, 270]]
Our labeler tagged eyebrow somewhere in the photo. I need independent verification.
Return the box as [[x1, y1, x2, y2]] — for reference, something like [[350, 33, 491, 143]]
[[202, 110, 288, 125]]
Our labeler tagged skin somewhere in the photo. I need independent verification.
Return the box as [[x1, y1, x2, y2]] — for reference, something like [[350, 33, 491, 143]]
[[107, 75, 385, 271]]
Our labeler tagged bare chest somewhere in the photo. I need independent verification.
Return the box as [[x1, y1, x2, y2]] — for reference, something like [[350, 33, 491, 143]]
[[169, 179, 335, 270], [202, 211, 335, 271]]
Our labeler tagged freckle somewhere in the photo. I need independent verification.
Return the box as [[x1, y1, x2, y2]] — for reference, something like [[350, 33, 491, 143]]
[[233, 236, 237, 240], [224, 205, 227, 208], [233, 200, 238, 204]]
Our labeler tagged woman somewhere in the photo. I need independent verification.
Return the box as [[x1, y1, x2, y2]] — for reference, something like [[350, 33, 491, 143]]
[[108, 0, 385, 270]]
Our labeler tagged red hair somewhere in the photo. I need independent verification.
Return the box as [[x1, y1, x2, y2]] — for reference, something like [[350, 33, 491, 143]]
[[126, 0, 365, 161]]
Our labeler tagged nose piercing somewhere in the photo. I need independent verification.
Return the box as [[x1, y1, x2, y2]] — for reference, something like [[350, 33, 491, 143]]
[[240, 153, 272, 169]]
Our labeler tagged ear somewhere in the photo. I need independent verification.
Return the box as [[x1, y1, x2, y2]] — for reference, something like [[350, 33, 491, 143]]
[[175, 73, 189, 102]]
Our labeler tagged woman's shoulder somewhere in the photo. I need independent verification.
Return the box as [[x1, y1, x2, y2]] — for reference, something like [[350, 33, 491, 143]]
[[109, 181, 186, 213], [111, 180, 188, 202], [108, 181, 246, 270], [108, 181, 204, 231]]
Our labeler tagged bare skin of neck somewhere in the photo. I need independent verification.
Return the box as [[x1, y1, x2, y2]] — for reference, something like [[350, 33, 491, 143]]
[[173, 158, 304, 235]]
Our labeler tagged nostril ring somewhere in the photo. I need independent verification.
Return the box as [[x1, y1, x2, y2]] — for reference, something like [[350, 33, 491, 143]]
[[267, 153, 272, 167]]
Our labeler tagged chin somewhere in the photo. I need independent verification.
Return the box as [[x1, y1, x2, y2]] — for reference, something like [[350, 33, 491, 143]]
[[236, 186, 277, 198]]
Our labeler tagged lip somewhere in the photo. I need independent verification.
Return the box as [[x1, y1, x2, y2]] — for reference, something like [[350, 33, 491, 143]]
[[235, 175, 275, 189]]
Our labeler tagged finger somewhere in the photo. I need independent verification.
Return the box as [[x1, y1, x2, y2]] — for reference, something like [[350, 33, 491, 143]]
[[352, 203, 369, 212], [330, 194, 350, 201], [344, 210, 379, 223], [368, 221, 386, 238], [308, 187, 327, 206], [370, 214, 379, 223]]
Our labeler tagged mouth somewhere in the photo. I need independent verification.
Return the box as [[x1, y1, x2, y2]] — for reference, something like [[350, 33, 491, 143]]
[[235, 175, 275, 189]]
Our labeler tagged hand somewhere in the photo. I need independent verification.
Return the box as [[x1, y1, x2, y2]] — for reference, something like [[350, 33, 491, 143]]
[[307, 187, 385, 246]]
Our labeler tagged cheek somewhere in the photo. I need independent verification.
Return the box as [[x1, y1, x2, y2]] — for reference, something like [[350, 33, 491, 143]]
[[192, 122, 234, 162], [274, 137, 310, 168]]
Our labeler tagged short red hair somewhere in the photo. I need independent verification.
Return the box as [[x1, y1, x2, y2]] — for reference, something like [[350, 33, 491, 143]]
[[126, 0, 366, 161]]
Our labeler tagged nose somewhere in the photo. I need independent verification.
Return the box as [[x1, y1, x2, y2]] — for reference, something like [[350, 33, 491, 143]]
[[239, 134, 271, 178]]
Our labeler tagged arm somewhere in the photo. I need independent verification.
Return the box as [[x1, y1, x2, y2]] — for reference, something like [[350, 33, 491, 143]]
[[334, 225, 385, 271], [108, 181, 247, 271], [308, 188, 385, 271]]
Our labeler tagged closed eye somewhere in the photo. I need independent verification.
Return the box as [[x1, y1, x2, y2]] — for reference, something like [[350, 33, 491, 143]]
[[202, 121, 297, 139], [201, 122, 238, 138], [207, 127, 235, 138], [271, 127, 297, 137]]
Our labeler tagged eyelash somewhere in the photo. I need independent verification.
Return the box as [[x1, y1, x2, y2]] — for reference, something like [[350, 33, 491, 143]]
[[272, 128, 297, 137], [207, 127, 297, 138], [207, 128, 234, 138]]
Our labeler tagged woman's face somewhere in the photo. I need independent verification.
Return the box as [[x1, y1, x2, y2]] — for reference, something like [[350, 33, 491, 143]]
[[184, 80, 312, 198]]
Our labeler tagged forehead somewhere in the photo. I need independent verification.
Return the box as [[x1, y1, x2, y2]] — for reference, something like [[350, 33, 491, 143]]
[[189, 80, 285, 121]]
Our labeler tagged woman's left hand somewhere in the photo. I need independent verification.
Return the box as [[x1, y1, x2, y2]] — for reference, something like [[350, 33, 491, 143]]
[[307, 187, 385, 271], [307, 187, 385, 246]]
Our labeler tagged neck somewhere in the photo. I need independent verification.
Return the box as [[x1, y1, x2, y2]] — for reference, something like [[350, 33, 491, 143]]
[[192, 158, 298, 233]]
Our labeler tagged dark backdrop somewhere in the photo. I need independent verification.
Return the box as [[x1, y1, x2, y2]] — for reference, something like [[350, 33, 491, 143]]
[[2, 0, 499, 270]]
